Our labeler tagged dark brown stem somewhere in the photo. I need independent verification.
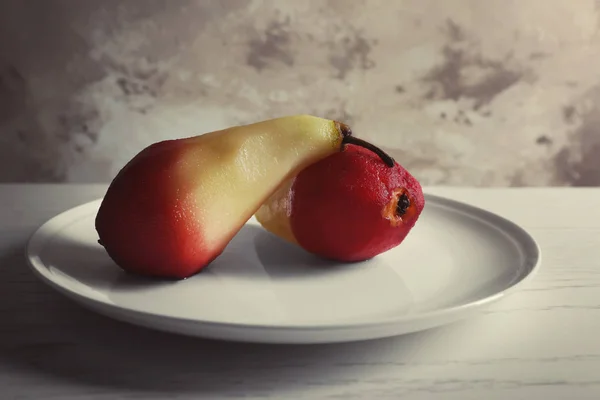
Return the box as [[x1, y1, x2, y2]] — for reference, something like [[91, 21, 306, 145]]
[[342, 136, 396, 167]]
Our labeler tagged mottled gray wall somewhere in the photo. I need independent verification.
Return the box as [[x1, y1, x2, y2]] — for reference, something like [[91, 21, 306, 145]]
[[1, 0, 599, 186]]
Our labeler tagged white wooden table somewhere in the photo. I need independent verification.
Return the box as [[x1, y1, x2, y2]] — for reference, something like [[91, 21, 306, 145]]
[[2, 184, 599, 399]]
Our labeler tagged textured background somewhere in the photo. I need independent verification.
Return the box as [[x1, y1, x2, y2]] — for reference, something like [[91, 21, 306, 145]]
[[1, 0, 599, 186]]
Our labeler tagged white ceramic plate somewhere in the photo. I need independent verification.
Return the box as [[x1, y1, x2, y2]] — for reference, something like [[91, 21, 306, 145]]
[[26, 194, 540, 344]]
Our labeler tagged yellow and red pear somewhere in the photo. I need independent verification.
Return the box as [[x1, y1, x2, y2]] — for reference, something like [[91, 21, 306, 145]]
[[95, 115, 352, 279]]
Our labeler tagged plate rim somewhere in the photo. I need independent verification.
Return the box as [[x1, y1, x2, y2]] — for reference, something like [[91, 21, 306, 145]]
[[25, 193, 542, 333]]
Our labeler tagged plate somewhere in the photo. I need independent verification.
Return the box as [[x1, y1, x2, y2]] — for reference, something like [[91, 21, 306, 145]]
[[26, 194, 540, 344]]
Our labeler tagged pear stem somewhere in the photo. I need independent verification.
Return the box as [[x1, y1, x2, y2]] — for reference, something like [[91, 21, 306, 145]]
[[335, 121, 353, 139], [342, 136, 396, 167]]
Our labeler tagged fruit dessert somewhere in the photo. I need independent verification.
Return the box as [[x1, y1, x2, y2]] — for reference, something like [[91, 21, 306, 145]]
[[255, 142, 425, 262], [95, 114, 424, 279]]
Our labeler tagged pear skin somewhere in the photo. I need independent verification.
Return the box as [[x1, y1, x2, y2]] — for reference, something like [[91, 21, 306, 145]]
[[95, 115, 351, 279], [254, 177, 299, 245]]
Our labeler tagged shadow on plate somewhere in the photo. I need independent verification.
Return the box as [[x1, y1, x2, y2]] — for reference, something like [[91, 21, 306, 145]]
[[253, 228, 373, 278], [36, 235, 172, 292], [200, 223, 372, 280]]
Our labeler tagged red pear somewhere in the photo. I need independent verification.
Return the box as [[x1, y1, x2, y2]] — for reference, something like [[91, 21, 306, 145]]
[[256, 142, 425, 262]]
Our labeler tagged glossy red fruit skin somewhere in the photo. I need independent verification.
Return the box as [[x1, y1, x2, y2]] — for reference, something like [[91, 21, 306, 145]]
[[289, 144, 425, 262], [95, 141, 215, 280]]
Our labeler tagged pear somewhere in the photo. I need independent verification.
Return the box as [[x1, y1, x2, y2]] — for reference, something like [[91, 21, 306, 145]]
[[95, 115, 352, 279], [255, 142, 425, 262]]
